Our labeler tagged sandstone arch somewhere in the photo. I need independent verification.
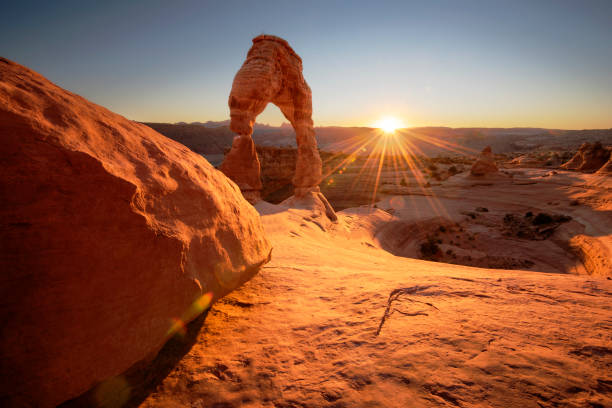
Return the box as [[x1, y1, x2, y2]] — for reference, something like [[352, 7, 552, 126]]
[[220, 35, 322, 202]]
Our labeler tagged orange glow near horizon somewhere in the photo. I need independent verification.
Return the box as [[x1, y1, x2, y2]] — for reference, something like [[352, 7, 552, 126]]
[[317, 125, 481, 217], [373, 117, 406, 134]]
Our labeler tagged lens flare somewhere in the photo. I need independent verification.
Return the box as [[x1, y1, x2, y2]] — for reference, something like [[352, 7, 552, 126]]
[[95, 376, 130, 408], [190, 292, 214, 315], [166, 317, 187, 338], [166, 292, 214, 339]]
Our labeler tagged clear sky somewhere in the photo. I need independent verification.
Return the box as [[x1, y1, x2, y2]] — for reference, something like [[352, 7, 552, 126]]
[[2, 0, 612, 129]]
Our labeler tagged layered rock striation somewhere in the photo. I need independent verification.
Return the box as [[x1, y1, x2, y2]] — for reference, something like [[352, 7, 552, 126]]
[[220, 35, 323, 201], [596, 158, 612, 174], [0, 57, 271, 407], [561, 142, 611, 173]]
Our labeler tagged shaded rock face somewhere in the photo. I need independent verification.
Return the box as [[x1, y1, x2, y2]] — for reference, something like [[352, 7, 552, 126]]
[[561, 142, 611, 173], [470, 146, 499, 176], [597, 158, 612, 174], [0, 58, 271, 407], [219, 135, 263, 202], [221, 35, 322, 200], [253, 146, 343, 204], [257, 146, 298, 202]]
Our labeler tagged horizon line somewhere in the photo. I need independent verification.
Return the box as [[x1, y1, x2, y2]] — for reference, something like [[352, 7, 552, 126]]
[[140, 120, 612, 132]]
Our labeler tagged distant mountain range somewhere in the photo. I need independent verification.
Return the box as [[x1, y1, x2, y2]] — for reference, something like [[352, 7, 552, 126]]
[[174, 120, 291, 130], [143, 122, 612, 162]]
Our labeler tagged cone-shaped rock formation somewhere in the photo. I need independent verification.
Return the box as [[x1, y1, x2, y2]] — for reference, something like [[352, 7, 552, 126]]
[[0, 57, 271, 407], [470, 146, 499, 176], [220, 35, 323, 201]]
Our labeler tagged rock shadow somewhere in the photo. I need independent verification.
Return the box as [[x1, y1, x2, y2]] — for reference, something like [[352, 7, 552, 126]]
[[60, 310, 209, 408]]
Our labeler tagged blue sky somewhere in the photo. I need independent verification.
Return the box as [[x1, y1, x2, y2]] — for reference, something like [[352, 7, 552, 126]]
[[2, 0, 612, 128]]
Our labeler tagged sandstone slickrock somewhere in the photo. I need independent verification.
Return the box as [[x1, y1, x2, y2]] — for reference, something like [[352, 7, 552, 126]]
[[220, 35, 323, 201], [0, 57, 271, 407], [561, 142, 611, 173], [470, 146, 499, 176], [280, 191, 338, 224], [509, 152, 563, 169]]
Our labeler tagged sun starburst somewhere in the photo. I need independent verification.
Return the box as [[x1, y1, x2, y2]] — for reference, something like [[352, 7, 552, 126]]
[[373, 117, 405, 134], [315, 117, 479, 215]]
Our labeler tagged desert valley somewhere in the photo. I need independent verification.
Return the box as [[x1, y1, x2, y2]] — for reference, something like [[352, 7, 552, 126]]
[[1, 2, 612, 408]]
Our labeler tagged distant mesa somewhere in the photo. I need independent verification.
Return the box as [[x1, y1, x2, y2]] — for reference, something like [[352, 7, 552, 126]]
[[177, 119, 283, 130], [470, 146, 499, 176], [199, 119, 230, 127], [0, 57, 271, 407], [561, 141, 611, 173], [219, 34, 335, 219], [148, 121, 612, 166]]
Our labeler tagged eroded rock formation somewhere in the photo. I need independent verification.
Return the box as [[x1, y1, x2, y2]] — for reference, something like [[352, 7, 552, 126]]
[[470, 146, 499, 176], [220, 135, 263, 202], [561, 142, 611, 173], [0, 57, 271, 407], [220, 35, 323, 201], [596, 158, 612, 174]]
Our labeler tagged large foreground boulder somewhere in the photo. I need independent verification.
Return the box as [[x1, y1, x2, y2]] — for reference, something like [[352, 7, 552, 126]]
[[0, 58, 271, 407]]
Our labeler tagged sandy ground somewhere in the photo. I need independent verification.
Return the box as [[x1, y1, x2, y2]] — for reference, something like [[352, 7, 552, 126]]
[[137, 171, 611, 407], [372, 169, 612, 275]]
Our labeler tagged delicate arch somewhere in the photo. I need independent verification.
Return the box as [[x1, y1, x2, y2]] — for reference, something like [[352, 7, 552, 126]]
[[220, 35, 322, 202]]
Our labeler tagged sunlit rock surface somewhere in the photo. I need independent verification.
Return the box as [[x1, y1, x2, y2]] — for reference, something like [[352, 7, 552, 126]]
[[139, 171, 612, 407], [470, 146, 499, 176], [221, 35, 323, 200], [561, 141, 611, 173], [0, 57, 271, 407]]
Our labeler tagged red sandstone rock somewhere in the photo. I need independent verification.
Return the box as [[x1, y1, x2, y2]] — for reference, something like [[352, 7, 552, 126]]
[[219, 135, 263, 203], [470, 146, 499, 176], [280, 191, 338, 224], [561, 142, 611, 173], [221, 35, 322, 199], [597, 158, 612, 174], [0, 57, 271, 407]]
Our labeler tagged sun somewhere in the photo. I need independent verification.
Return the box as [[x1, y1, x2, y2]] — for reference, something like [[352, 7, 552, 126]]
[[373, 117, 405, 134]]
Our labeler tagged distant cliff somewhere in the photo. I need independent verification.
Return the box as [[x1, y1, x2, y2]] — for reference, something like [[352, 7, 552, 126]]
[[143, 122, 236, 155]]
